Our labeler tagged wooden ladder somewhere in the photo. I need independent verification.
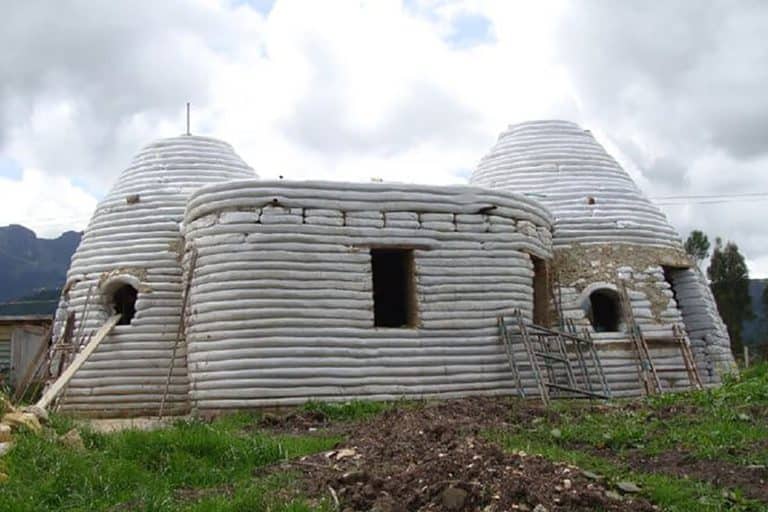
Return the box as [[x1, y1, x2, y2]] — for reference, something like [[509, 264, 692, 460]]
[[618, 281, 661, 395], [513, 310, 551, 406], [503, 310, 609, 405], [566, 318, 611, 399], [549, 270, 566, 331], [674, 324, 703, 390], [498, 316, 526, 399]]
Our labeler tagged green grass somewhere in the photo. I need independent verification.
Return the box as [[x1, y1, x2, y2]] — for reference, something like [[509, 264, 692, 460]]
[[492, 432, 764, 512], [524, 364, 768, 465], [485, 364, 768, 511], [300, 398, 397, 422], [0, 412, 339, 512]]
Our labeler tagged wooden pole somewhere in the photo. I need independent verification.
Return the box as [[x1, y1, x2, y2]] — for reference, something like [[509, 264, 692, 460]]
[[158, 250, 198, 418], [36, 314, 121, 410], [54, 312, 76, 378]]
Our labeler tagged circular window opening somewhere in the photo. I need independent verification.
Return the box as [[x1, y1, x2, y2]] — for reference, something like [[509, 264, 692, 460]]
[[588, 288, 621, 332], [112, 284, 137, 325]]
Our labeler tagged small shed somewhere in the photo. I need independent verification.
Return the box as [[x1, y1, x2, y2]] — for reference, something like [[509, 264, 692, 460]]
[[0, 315, 51, 388]]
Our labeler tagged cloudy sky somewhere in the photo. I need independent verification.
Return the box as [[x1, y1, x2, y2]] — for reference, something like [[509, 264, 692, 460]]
[[1, 0, 767, 274]]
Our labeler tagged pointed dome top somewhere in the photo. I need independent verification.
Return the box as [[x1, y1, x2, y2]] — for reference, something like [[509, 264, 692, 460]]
[[69, 134, 256, 275], [104, 134, 255, 200], [470, 120, 683, 250]]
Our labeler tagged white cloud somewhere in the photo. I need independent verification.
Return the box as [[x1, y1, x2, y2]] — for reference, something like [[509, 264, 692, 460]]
[[1, 0, 767, 277], [0, 169, 97, 238]]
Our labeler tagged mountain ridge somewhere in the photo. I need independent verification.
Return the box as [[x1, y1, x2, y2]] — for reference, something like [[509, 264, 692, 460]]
[[0, 224, 81, 310]]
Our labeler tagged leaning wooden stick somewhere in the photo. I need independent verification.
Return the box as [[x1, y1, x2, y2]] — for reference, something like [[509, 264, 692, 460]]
[[158, 250, 198, 418], [36, 314, 121, 410]]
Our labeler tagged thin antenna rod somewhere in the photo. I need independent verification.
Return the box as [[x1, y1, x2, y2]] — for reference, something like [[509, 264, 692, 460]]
[[185, 102, 191, 135]]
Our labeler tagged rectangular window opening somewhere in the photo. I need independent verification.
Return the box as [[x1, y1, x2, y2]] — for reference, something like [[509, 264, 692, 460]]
[[371, 248, 418, 328], [531, 255, 550, 326]]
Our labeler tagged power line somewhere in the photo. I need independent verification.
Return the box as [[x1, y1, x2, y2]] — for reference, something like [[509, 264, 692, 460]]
[[650, 191, 768, 200], [656, 197, 768, 206]]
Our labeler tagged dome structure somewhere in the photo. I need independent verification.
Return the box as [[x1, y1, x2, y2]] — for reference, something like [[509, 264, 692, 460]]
[[53, 135, 255, 416], [471, 120, 681, 249], [471, 120, 735, 389]]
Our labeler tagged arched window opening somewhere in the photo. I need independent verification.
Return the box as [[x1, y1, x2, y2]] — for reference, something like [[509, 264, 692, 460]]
[[112, 284, 137, 325], [588, 289, 621, 332]]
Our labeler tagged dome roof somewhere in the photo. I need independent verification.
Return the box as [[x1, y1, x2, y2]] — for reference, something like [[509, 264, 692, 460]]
[[71, 135, 256, 273], [57, 134, 256, 414], [470, 120, 682, 249], [105, 134, 255, 202]]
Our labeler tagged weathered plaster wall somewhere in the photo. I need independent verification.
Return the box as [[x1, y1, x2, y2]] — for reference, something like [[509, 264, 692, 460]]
[[54, 136, 255, 416], [182, 180, 553, 410], [470, 120, 736, 390]]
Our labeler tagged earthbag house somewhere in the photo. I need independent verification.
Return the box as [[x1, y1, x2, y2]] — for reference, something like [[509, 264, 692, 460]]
[[47, 120, 736, 417]]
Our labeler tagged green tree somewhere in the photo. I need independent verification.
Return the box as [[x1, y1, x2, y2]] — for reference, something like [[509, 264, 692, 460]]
[[761, 283, 768, 347], [707, 238, 753, 357], [685, 230, 710, 266]]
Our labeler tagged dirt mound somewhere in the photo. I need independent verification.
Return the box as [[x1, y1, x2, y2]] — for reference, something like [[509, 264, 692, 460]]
[[256, 409, 331, 433], [284, 397, 655, 511]]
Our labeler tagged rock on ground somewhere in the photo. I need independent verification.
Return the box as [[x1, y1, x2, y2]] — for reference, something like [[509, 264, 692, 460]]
[[2, 412, 41, 434]]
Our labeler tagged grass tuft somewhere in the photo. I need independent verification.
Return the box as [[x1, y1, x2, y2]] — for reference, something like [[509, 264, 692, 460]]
[[492, 432, 762, 512], [486, 363, 768, 511], [527, 363, 768, 465], [0, 413, 339, 512], [300, 399, 393, 422]]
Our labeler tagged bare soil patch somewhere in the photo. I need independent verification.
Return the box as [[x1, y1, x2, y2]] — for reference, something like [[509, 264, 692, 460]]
[[279, 397, 655, 511], [256, 409, 333, 434]]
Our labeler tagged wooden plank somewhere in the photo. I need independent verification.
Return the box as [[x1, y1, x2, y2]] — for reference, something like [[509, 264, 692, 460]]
[[498, 316, 525, 398], [36, 314, 121, 410], [54, 312, 76, 379], [516, 310, 550, 406], [11, 323, 52, 402], [545, 382, 610, 399], [158, 250, 198, 418]]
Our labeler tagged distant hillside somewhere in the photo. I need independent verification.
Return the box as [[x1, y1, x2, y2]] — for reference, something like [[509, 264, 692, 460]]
[[0, 288, 61, 316], [0, 225, 81, 312]]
